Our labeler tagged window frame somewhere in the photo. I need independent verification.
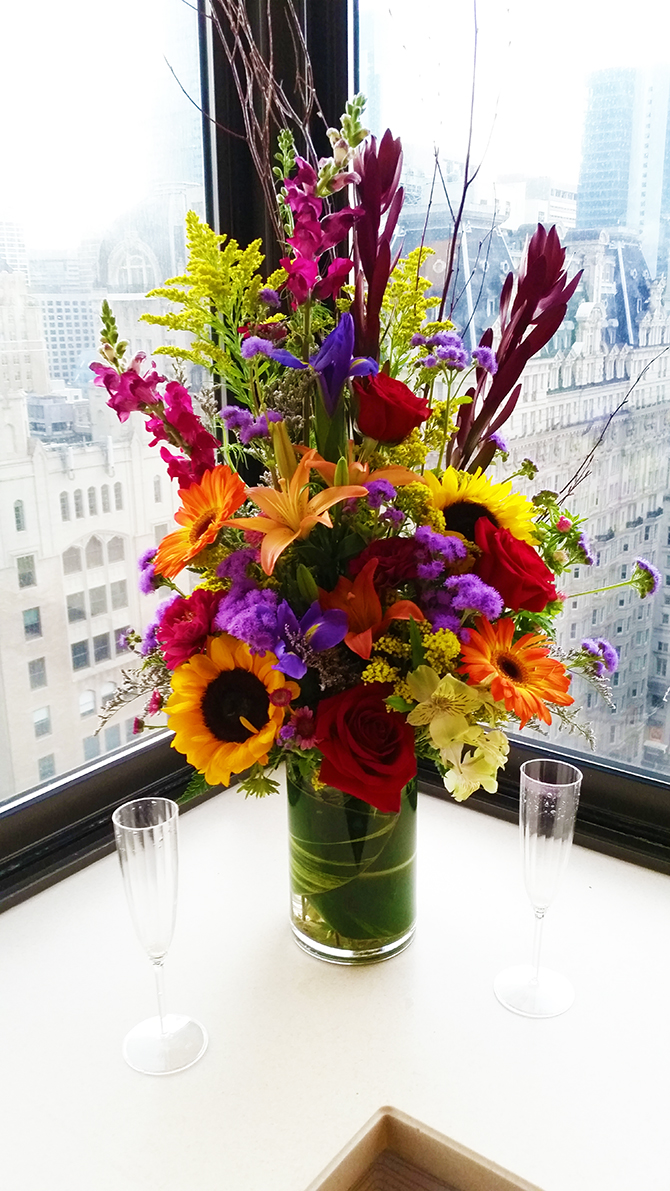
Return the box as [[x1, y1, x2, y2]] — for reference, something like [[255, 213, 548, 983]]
[[2, 0, 670, 913]]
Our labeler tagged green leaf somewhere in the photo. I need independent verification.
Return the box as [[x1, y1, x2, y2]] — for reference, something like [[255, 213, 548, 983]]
[[409, 616, 425, 669], [386, 695, 414, 713], [178, 770, 218, 806]]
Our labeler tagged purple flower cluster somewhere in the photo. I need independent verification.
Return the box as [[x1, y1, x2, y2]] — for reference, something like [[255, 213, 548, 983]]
[[365, 479, 397, 509], [578, 532, 595, 566], [141, 594, 180, 656], [472, 346, 498, 375], [633, 557, 661, 598], [215, 586, 280, 655], [581, 637, 619, 676], [138, 547, 159, 594], [221, 405, 282, 445], [420, 574, 503, 634]]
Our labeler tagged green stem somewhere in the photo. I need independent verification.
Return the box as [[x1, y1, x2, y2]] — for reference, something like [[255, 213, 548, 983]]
[[571, 579, 632, 600], [302, 300, 312, 446]]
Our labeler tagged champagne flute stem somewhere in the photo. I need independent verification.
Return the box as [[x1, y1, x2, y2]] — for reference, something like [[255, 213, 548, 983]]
[[153, 960, 167, 1035], [531, 910, 545, 984]]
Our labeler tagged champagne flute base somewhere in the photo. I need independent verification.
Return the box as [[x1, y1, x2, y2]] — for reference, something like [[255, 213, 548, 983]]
[[493, 963, 575, 1018], [122, 1013, 208, 1074]]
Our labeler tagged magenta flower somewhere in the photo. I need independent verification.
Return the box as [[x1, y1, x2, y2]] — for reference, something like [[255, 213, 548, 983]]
[[155, 588, 222, 669]]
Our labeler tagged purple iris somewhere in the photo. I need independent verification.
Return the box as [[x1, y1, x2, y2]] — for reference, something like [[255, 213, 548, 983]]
[[272, 600, 348, 679], [308, 313, 378, 416]]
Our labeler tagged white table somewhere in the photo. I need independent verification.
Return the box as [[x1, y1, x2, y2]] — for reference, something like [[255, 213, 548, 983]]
[[2, 783, 669, 1191]]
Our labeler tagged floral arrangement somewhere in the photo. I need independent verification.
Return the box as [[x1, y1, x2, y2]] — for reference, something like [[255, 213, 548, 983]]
[[92, 98, 660, 815]]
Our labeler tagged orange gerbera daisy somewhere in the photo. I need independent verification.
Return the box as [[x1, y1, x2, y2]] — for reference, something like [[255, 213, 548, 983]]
[[458, 617, 573, 728], [154, 466, 246, 579]]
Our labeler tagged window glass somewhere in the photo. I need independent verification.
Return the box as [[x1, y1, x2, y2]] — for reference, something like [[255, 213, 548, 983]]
[[359, 0, 670, 775], [79, 690, 95, 717], [32, 706, 51, 738], [104, 724, 122, 751], [28, 657, 47, 689], [89, 585, 107, 617], [83, 735, 100, 762], [22, 607, 42, 638], [0, 0, 200, 802], [37, 755, 56, 781], [93, 632, 111, 664]]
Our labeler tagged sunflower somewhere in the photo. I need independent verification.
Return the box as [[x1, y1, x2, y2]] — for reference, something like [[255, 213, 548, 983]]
[[165, 634, 298, 785], [458, 617, 573, 728], [420, 467, 537, 544], [154, 466, 246, 579]]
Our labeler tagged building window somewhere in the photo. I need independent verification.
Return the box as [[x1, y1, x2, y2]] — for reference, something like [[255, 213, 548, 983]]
[[114, 482, 123, 510], [88, 486, 98, 516], [14, 500, 26, 531], [111, 579, 128, 610], [33, 707, 51, 738], [656, 657, 668, 677], [23, 607, 42, 639], [153, 475, 162, 503], [154, 523, 168, 545], [104, 724, 122, 751], [38, 754, 56, 782], [621, 565, 628, 580], [83, 735, 100, 762], [63, 546, 82, 574], [79, 690, 96, 717], [108, 536, 124, 562], [74, 489, 84, 518], [66, 592, 86, 622], [71, 640, 90, 671], [93, 632, 111, 663], [60, 492, 71, 521], [28, 657, 47, 689], [89, 585, 107, 616], [101, 484, 110, 513], [85, 536, 104, 568], [570, 622, 577, 639], [17, 555, 36, 588], [101, 682, 117, 707]]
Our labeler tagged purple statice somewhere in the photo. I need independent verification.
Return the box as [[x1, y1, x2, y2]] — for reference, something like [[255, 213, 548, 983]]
[[472, 346, 498, 375], [365, 479, 397, 509], [138, 547, 159, 594], [258, 287, 280, 308], [272, 600, 348, 679], [141, 593, 180, 656], [632, 557, 661, 598], [488, 432, 508, 454], [214, 587, 279, 655], [579, 532, 595, 566], [415, 525, 469, 565]]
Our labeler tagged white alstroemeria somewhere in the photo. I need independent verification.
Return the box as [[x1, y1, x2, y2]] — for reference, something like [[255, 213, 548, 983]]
[[439, 739, 505, 802]]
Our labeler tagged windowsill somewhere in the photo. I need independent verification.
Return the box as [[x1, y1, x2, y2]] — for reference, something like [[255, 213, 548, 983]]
[[2, 780, 669, 1190]]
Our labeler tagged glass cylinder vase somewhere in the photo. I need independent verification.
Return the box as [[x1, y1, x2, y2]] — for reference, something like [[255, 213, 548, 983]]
[[286, 768, 417, 964]]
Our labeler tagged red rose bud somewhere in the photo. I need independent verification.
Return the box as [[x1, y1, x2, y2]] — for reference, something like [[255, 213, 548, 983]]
[[314, 683, 416, 813], [353, 374, 431, 444], [474, 518, 558, 613]]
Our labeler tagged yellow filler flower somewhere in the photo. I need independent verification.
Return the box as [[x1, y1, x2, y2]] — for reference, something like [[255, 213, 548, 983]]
[[226, 448, 367, 575], [420, 466, 537, 543], [165, 634, 298, 785]]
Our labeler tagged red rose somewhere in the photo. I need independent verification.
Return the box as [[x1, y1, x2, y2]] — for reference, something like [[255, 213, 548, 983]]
[[349, 538, 418, 589], [156, 588, 222, 668], [474, 518, 557, 613], [353, 374, 431, 443], [314, 683, 416, 813]]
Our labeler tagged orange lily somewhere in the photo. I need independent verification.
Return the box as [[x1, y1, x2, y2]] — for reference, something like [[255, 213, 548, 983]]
[[318, 558, 424, 659], [298, 442, 419, 488], [225, 449, 367, 575]]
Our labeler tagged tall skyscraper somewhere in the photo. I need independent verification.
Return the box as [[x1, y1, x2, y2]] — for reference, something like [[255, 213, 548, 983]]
[[577, 66, 670, 279]]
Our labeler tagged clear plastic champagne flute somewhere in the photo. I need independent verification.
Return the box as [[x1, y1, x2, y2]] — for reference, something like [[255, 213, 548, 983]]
[[112, 797, 208, 1074], [494, 758, 582, 1018]]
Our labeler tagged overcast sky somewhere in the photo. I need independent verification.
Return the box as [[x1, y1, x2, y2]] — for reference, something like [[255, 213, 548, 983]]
[[3, 0, 670, 252]]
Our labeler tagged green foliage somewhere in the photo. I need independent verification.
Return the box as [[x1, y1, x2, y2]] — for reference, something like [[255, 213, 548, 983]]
[[140, 211, 265, 403], [273, 128, 297, 237], [238, 764, 281, 799], [178, 770, 218, 806], [381, 247, 436, 376], [338, 93, 369, 149]]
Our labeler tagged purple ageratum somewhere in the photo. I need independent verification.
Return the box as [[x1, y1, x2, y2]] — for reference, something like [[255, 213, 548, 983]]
[[214, 586, 279, 655], [141, 593, 180, 656], [421, 355, 438, 368], [258, 288, 281, 308], [415, 526, 469, 565], [632, 557, 661, 598], [216, 547, 259, 587], [138, 547, 159, 594], [365, 479, 397, 510], [240, 336, 277, 360], [380, 507, 405, 527], [272, 600, 348, 679], [435, 344, 470, 370], [581, 637, 618, 676], [472, 346, 499, 375], [488, 431, 508, 454], [428, 331, 465, 349], [578, 532, 595, 566], [444, 574, 504, 620], [221, 405, 282, 445], [410, 333, 427, 346]]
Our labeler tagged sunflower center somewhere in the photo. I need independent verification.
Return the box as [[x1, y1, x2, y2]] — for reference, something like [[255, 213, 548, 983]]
[[443, 501, 497, 542], [190, 508, 218, 543], [497, 653, 524, 683], [201, 669, 270, 743]]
